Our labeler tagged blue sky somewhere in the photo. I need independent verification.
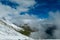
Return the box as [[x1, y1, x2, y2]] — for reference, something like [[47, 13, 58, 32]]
[[0, 0, 19, 9], [0, 0, 60, 18], [29, 0, 60, 18]]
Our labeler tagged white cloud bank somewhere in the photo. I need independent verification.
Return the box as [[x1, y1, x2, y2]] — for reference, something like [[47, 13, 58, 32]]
[[1, 0, 60, 39], [48, 11, 60, 39], [29, 11, 60, 39]]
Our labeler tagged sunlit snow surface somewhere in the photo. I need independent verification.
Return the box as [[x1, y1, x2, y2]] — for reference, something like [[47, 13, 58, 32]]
[[0, 19, 34, 40]]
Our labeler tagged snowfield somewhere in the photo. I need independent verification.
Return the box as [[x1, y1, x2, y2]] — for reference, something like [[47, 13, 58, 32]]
[[0, 19, 34, 40]]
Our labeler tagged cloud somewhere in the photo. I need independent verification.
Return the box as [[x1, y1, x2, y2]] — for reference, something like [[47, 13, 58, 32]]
[[0, 0, 60, 39], [0, 0, 38, 39], [1, 0, 60, 39], [0, 0, 37, 25], [9, 0, 36, 7], [0, 0, 36, 17], [1, 1, 47, 38], [48, 11, 60, 39], [28, 11, 60, 39], [0, 3, 19, 18], [9, 14, 48, 39], [5, 0, 60, 39], [7, 0, 36, 14]]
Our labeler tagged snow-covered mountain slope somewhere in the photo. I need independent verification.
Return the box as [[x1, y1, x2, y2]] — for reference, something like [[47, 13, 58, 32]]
[[0, 19, 34, 40], [1, 19, 24, 31]]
